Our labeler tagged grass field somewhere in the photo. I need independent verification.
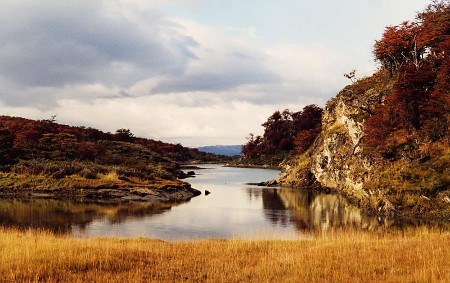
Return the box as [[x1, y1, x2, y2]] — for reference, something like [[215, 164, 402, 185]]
[[0, 227, 448, 282]]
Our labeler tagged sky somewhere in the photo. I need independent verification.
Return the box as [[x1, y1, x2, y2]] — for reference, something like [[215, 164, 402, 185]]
[[0, 0, 431, 147]]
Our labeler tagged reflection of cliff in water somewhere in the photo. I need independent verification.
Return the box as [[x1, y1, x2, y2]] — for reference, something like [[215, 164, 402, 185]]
[[251, 188, 384, 232], [0, 199, 175, 233], [280, 189, 384, 231]]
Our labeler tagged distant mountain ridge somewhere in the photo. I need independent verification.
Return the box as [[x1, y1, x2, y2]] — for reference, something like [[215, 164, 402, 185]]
[[197, 145, 243, 157]]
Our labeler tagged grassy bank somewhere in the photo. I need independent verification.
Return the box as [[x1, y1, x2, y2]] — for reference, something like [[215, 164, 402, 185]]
[[0, 228, 448, 282], [0, 171, 200, 203]]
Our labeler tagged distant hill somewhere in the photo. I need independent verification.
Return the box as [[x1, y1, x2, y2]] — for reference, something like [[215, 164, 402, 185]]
[[0, 116, 230, 164], [197, 145, 243, 157]]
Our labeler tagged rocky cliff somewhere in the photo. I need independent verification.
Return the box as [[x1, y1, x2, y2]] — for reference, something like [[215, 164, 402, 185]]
[[280, 72, 449, 218]]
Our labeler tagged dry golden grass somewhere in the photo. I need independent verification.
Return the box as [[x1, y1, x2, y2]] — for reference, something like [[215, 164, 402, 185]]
[[0, 227, 448, 282], [0, 171, 186, 192], [99, 171, 120, 181]]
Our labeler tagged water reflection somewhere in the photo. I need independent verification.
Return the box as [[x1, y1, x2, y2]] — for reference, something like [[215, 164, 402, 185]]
[[0, 199, 175, 233], [0, 165, 445, 239], [249, 188, 385, 232]]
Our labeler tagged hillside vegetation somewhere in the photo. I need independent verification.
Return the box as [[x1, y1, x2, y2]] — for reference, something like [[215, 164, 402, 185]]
[[0, 116, 228, 200]]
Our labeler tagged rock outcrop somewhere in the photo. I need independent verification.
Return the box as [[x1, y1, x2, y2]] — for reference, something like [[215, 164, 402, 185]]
[[280, 73, 449, 218], [280, 73, 389, 193], [309, 82, 385, 201]]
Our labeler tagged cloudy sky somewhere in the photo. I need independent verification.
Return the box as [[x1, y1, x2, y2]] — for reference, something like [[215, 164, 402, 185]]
[[0, 0, 430, 147]]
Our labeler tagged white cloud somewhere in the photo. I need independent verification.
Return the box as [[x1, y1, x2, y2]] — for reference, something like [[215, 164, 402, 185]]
[[150, 19, 279, 94], [0, 0, 381, 146]]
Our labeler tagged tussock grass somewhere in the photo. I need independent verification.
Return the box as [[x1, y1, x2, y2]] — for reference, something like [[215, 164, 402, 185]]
[[0, 171, 185, 192], [0, 227, 448, 282], [100, 171, 119, 181]]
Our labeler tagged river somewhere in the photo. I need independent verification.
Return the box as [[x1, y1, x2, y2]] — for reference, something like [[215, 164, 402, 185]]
[[0, 164, 400, 240]]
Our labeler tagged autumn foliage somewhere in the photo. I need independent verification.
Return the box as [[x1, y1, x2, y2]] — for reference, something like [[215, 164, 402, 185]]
[[0, 115, 227, 169], [365, 1, 449, 157], [241, 105, 323, 165], [374, 1, 449, 76]]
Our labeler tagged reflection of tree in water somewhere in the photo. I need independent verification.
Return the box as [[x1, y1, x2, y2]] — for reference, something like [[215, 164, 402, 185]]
[[261, 189, 289, 226], [258, 188, 383, 232], [0, 199, 175, 233], [246, 188, 262, 202], [247, 188, 293, 227]]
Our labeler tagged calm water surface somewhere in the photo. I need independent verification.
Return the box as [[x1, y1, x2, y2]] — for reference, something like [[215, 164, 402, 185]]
[[0, 164, 393, 240]]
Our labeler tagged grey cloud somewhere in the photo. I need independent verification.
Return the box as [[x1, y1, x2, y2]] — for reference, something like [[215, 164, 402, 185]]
[[152, 50, 279, 94], [152, 69, 278, 94], [0, 1, 197, 89], [119, 91, 131, 97]]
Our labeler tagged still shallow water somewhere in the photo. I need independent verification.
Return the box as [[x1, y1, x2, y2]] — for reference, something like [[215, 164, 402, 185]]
[[0, 164, 389, 240]]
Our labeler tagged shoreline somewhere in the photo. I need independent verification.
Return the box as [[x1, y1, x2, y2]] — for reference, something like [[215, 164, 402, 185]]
[[0, 172, 201, 203]]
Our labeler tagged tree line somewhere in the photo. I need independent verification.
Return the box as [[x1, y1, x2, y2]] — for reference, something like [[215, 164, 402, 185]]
[[365, 1, 449, 158], [241, 104, 323, 166]]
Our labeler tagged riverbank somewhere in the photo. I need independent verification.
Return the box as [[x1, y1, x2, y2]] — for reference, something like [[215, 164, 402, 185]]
[[225, 163, 280, 170], [0, 227, 448, 282], [0, 172, 201, 202]]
